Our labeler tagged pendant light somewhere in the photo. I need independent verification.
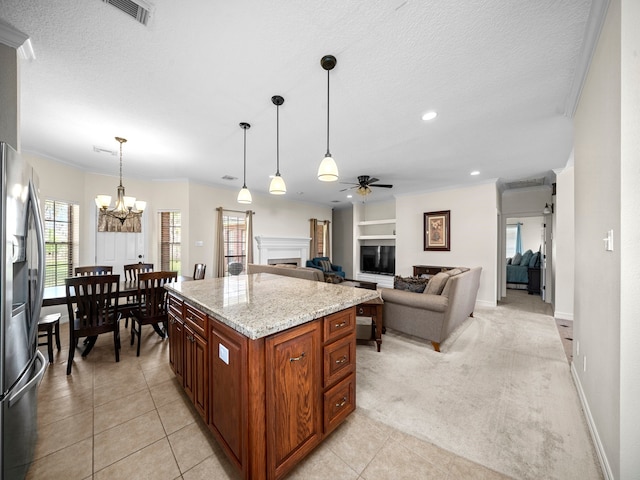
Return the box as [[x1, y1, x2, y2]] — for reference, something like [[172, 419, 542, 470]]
[[269, 95, 287, 195], [237, 122, 252, 204], [317, 54, 339, 182]]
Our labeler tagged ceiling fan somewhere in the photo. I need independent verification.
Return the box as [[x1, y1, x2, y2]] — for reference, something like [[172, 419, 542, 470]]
[[340, 175, 393, 196]]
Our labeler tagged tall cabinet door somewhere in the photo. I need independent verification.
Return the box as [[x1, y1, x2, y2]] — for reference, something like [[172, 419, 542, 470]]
[[266, 320, 321, 479]]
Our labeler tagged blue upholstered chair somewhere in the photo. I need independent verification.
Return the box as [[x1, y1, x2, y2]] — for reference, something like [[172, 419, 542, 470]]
[[305, 257, 346, 278]]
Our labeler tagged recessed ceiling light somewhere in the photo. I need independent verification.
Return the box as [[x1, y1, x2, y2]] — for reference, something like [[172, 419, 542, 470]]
[[268, 174, 275, 179], [422, 111, 437, 121], [470, 170, 480, 176], [346, 194, 353, 199]]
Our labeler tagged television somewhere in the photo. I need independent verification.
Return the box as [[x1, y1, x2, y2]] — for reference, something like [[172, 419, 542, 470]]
[[360, 245, 395, 276]]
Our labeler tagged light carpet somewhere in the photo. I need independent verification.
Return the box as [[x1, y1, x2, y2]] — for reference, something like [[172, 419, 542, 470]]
[[356, 300, 602, 480]]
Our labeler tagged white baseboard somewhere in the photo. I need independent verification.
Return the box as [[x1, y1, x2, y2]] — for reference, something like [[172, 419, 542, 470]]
[[571, 363, 614, 480], [554, 311, 574, 321], [475, 299, 496, 308]]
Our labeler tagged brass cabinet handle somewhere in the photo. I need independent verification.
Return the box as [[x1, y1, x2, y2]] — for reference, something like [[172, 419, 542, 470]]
[[335, 396, 347, 408], [335, 321, 346, 328], [335, 355, 347, 364], [289, 352, 306, 362]]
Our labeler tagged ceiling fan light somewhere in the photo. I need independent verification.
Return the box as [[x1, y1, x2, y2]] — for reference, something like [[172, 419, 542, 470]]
[[317, 155, 339, 182], [269, 174, 286, 195], [237, 186, 252, 204]]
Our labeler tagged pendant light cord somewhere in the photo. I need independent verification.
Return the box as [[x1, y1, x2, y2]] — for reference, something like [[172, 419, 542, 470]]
[[276, 104, 280, 175], [243, 128, 247, 188], [326, 68, 331, 156], [118, 139, 124, 187]]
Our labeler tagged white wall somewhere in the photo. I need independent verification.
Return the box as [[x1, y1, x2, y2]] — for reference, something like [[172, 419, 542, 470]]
[[396, 182, 497, 307], [25, 152, 332, 280], [332, 206, 353, 278], [573, 0, 640, 477], [554, 166, 574, 321]]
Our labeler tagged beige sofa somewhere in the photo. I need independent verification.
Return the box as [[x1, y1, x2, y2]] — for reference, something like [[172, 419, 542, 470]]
[[380, 267, 482, 352], [247, 263, 324, 282]]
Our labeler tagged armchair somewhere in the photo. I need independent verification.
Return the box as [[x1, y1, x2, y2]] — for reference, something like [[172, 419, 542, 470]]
[[306, 257, 346, 278]]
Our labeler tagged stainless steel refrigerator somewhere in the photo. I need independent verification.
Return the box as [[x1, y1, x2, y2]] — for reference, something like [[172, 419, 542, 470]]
[[1, 142, 46, 479]]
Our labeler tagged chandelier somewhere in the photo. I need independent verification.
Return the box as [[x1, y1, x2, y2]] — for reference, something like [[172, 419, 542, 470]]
[[95, 137, 146, 224]]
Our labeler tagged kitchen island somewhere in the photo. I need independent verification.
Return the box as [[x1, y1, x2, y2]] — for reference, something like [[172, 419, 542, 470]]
[[165, 273, 379, 480]]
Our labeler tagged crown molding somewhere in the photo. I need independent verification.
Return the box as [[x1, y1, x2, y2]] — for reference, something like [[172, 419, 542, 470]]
[[0, 19, 28, 49]]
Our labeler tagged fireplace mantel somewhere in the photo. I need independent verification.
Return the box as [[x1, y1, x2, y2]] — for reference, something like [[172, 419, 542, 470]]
[[255, 235, 311, 266]]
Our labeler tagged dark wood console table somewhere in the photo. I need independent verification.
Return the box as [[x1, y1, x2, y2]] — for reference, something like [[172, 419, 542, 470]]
[[412, 265, 454, 278]]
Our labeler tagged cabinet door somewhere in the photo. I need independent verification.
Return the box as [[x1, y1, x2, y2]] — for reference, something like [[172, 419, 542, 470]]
[[168, 311, 184, 384], [193, 332, 208, 421], [183, 324, 195, 403], [209, 322, 246, 467], [266, 320, 321, 479]]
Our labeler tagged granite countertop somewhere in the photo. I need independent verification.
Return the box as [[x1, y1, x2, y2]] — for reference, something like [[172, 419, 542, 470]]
[[165, 273, 380, 340]]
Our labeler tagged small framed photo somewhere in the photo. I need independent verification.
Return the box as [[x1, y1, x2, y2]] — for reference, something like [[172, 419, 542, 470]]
[[423, 210, 450, 251]]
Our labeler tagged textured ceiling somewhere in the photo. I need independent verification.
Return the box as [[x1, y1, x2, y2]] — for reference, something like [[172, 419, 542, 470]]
[[1, 0, 600, 205]]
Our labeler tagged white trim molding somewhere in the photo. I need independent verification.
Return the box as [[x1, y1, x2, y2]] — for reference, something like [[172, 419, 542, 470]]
[[571, 363, 613, 480]]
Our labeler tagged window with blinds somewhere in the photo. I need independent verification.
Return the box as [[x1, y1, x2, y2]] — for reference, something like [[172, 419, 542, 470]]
[[223, 213, 246, 276], [159, 211, 181, 272], [44, 200, 79, 287]]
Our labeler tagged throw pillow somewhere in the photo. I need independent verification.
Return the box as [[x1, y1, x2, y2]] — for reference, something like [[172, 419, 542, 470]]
[[318, 259, 332, 272], [394, 275, 429, 293], [528, 252, 539, 268], [424, 272, 450, 295], [507, 257, 512, 265], [511, 252, 522, 266], [520, 250, 533, 266]]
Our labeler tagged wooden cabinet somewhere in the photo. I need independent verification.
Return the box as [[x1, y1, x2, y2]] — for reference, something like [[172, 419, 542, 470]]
[[527, 267, 541, 295], [167, 294, 357, 480], [266, 320, 322, 479], [412, 265, 453, 277]]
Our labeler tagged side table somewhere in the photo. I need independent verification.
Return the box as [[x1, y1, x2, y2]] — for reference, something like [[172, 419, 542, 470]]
[[356, 297, 383, 352]]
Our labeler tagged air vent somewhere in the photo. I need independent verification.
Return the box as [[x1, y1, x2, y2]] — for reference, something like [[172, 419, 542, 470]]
[[102, 0, 151, 26], [221, 175, 238, 181], [503, 177, 545, 190], [93, 146, 117, 155]]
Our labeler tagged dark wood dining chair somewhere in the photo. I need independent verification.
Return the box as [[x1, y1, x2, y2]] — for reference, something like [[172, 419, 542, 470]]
[[74, 265, 113, 276], [122, 263, 154, 327], [130, 271, 177, 356], [193, 263, 206, 280], [65, 274, 121, 374]]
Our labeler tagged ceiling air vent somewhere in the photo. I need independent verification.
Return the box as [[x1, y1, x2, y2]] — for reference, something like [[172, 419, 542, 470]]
[[102, 0, 151, 26]]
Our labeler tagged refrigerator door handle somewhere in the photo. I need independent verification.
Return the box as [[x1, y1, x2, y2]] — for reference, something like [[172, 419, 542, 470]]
[[8, 351, 46, 408], [29, 178, 46, 324]]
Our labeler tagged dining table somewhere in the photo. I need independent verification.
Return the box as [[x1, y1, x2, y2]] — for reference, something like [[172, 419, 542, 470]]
[[42, 275, 193, 355]]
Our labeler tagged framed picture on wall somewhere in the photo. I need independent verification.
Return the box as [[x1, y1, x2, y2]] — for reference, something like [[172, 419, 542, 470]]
[[423, 210, 450, 251]]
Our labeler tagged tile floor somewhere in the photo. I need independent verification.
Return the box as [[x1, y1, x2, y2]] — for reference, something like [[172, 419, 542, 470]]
[[29, 320, 513, 480]]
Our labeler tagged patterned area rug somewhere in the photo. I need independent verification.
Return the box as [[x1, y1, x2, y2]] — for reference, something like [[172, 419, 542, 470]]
[[356, 299, 601, 480]]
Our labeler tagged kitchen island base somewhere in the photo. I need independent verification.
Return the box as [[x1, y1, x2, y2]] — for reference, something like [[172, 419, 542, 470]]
[[168, 293, 357, 480]]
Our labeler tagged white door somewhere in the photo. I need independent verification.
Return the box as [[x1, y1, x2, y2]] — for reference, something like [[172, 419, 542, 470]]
[[96, 231, 145, 277]]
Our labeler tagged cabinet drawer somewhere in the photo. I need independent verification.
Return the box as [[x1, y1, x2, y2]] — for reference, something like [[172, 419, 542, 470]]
[[324, 373, 355, 435], [356, 304, 378, 317], [168, 295, 183, 317], [323, 333, 355, 387], [323, 308, 355, 343], [185, 304, 207, 337]]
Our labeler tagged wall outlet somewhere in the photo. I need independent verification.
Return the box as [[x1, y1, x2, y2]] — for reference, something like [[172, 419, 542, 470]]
[[583, 355, 587, 372]]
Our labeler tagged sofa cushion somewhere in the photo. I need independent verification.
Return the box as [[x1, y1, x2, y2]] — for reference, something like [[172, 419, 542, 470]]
[[424, 272, 450, 295], [394, 276, 429, 293], [528, 252, 540, 268], [318, 259, 332, 272]]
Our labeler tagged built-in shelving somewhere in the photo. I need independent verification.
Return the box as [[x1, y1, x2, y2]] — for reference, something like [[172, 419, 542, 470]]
[[357, 218, 396, 240], [358, 234, 396, 240], [357, 219, 396, 226]]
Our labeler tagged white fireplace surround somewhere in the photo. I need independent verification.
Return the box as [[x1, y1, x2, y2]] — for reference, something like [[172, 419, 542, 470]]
[[255, 235, 311, 266]]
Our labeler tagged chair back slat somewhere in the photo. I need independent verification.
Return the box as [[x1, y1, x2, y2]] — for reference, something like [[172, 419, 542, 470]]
[[124, 263, 154, 282], [74, 265, 113, 276], [193, 263, 206, 280]]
